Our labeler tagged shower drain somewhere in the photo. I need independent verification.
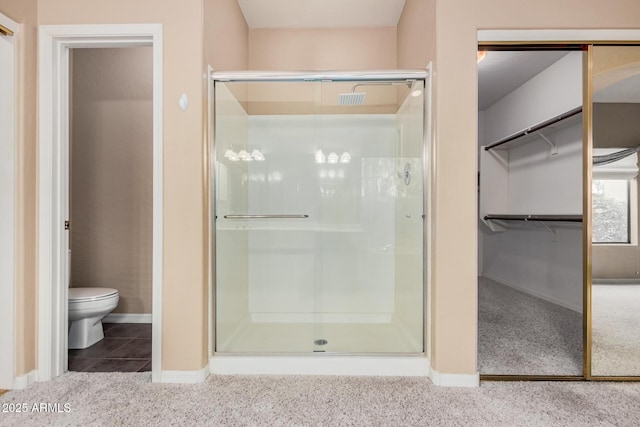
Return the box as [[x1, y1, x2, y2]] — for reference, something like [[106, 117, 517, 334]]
[[314, 339, 328, 346]]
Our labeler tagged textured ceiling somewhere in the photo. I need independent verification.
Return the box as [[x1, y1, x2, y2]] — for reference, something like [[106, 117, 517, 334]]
[[237, 0, 406, 29]]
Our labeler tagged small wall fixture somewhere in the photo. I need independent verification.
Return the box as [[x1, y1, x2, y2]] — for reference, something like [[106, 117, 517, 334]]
[[178, 93, 189, 111]]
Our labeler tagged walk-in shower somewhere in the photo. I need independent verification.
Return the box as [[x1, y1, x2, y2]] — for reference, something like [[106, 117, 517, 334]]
[[212, 71, 427, 356]]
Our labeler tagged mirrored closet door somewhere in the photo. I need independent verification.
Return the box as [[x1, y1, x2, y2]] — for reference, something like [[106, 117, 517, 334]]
[[590, 45, 640, 378]]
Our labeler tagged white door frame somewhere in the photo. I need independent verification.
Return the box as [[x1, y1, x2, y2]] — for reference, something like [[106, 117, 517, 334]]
[[38, 24, 163, 382], [0, 12, 18, 390]]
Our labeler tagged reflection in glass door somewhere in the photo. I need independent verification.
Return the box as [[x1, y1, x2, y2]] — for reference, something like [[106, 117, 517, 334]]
[[214, 75, 425, 354]]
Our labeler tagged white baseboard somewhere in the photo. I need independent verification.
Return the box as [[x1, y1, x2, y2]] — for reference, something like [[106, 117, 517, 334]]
[[429, 368, 479, 387], [482, 274, 582, 313], [103, 313, 152, 323], [14, 370, 38, 390], [210, 355, 430, 377], [158, 366, 209, 384]]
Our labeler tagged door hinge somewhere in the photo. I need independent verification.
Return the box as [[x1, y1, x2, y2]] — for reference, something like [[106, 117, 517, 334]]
[[64, 220, 70, 230]]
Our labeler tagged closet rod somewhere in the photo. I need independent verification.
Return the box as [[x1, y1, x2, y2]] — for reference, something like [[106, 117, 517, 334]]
[[484, 214, 583, 222], [484, 106, 582, 151]]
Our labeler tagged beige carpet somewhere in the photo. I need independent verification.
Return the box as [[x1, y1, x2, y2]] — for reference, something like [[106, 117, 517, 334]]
[[2, 373, 640, 426], [592, 283, 640, 376]]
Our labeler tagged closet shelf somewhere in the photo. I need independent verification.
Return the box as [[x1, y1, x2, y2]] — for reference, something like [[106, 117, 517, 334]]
[[484, 214, 583, 223], [484, 106, 582, 151]]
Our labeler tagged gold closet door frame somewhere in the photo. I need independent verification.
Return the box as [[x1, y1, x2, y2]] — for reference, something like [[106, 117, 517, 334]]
[[477, 42, 640, 382]]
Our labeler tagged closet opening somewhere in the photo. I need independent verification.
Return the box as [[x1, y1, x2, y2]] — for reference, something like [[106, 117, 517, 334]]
[[477, 46, 586, 379]]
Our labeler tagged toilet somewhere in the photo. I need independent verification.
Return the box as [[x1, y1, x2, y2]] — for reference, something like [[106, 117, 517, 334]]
[[68, 287, 119, 349]]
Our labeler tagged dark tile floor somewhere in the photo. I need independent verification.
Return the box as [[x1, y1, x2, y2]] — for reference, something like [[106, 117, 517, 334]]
[[68, 323, 152, 373]]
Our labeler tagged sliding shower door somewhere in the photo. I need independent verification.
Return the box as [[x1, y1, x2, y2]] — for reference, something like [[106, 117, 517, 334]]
[[214, 76, 425, 354]]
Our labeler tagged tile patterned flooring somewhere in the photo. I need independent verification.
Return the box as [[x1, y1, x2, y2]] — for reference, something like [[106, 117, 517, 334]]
[[68, 323, 151, 373]]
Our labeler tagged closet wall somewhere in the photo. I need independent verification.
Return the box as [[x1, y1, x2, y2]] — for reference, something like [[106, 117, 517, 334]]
[[480, 52, 584, 312]]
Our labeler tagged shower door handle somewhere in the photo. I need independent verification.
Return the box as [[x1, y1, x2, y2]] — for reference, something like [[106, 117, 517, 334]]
[[223, 214, 309, 219]]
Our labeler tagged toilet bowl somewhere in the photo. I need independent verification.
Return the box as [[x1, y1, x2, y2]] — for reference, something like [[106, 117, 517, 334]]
[[68, 287, 119, 349]]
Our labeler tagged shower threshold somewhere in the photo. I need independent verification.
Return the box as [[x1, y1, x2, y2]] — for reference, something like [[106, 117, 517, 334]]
[[209, 354, 429, 377]]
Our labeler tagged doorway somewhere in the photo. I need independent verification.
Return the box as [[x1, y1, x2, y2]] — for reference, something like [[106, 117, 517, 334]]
[[66, 47, 153, 373], [38, 24, 163, 382], [212, 73, 427, 357], [477, 48, 585, 377]]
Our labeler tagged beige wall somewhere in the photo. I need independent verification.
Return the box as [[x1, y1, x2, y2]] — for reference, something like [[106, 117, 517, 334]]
[[434, 0, 640, 375], [249, 27, 397, 70], [70, 48, 153, 314], [204, 0, 248, 71], [397, 0, 435, 69], [38, 0, 207, 371], [0, 0, 38, 378]]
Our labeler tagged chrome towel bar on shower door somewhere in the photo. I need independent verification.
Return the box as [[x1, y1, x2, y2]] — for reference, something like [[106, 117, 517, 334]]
[[223, 214, 309, 219]]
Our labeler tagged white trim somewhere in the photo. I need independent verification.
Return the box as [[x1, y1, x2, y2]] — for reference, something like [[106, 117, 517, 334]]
[[13, 370, 37, 390], [103, 313, 152, 323], [159, 367, 210, 384], [0, 11, 18, 390], [478, 29, 640, 42], [38, 23, 163, 384], [483, 274, 583, 313], [429, 368, 479, 388], [210, 355, 430, 377]]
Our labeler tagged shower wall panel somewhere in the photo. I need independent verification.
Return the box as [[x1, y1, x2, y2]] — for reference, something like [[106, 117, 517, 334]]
[[245, 115, 398, 322]]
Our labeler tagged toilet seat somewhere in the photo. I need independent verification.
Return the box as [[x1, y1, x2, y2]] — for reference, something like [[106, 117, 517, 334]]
[[69, 287, 118, 302]]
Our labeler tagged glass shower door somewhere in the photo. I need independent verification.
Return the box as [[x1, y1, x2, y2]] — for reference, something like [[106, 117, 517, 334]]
[[215, 81, 319, 353], [214, 77, 425, 354], [311, 80, 425, 353]]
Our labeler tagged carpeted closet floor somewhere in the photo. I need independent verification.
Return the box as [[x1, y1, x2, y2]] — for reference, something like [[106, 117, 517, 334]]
[[478, 277, 583, 375]]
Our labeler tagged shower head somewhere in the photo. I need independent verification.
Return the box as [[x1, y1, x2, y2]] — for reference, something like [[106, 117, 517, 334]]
[[338, 81, 413, 106], [338, 92, 366, 105]]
